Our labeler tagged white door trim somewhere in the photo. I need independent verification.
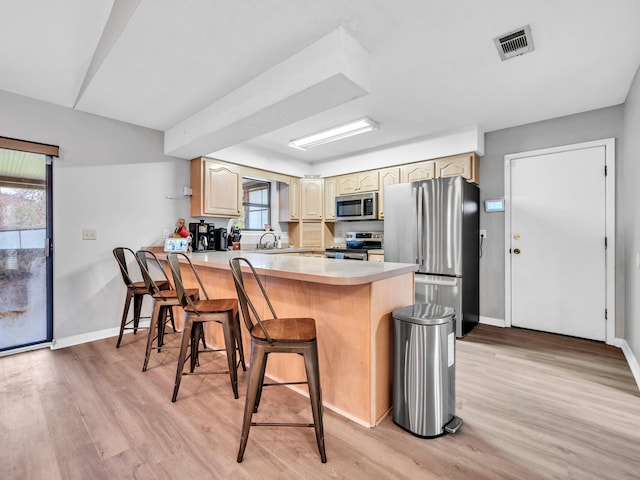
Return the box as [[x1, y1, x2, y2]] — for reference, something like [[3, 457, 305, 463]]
[[504, 138, 616, 345]]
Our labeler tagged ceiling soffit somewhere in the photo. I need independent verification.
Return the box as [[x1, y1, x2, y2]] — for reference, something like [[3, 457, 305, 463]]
[[164, 27, 371, 159]]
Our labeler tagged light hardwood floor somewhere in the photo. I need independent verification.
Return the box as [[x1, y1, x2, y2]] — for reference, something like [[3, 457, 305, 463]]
[[1, 324, 639, 479]]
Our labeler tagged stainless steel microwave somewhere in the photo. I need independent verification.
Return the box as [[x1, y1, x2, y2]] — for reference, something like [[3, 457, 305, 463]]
[[335, 192, 378, 221]]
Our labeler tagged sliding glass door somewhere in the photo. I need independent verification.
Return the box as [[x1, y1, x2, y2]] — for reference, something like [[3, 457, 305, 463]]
[[0, 145, 53, 352]]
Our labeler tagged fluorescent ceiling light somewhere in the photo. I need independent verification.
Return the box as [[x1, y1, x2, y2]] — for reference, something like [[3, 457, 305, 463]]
[[289, 117, 379, 150]]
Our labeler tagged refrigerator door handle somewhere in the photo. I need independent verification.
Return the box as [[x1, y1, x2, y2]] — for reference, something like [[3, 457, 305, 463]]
[[415, 275, 460, 287], [416, 185, 423, 266]]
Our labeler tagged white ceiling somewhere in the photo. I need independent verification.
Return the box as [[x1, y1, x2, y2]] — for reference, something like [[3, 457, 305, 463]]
[[2, 0, 640, 164]]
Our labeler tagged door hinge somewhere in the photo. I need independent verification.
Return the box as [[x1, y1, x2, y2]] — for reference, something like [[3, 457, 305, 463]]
[[604, 165, 608, 176], [605, 237, 608, 249], [605, 308, 608, 320]]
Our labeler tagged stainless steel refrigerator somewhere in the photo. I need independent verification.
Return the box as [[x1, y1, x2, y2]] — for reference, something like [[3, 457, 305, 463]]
[[384, 176, 479, 337]]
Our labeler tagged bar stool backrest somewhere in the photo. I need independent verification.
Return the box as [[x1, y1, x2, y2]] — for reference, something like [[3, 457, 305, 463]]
[[113, 247, 137, 287], [135, 250, 173, 298], [228, 257, 277, 344], [167, 252, 208, 312]]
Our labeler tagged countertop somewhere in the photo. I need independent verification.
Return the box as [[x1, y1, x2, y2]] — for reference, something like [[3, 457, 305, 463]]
[[160, 249, 417, 286]]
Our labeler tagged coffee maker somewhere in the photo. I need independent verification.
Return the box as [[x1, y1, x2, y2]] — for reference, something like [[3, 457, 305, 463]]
[[189, 220, 215, 251]]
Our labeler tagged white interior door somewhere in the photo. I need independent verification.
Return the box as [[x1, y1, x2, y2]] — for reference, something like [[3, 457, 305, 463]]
[[508, 145, 606, 341]]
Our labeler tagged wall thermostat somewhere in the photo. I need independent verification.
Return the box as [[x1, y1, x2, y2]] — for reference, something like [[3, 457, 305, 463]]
[[484, 198, 505, 212]]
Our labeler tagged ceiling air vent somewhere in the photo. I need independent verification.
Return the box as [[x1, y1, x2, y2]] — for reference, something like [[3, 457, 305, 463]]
[[494, 25, 534, 61]]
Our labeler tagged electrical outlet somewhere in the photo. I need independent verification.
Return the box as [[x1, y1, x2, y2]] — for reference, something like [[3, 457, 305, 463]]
[[480, 229, 487, 239], [82, 228, 97, 240]]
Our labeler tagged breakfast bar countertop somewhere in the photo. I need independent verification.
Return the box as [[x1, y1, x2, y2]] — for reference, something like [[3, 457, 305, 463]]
[[158, 249, 418, 286]]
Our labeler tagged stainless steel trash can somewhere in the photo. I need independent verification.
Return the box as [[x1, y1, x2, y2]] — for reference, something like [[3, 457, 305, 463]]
[[392, 303, 463, 438]]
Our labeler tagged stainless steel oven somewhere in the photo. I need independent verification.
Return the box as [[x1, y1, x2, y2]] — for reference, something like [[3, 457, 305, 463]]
[[325, 231, 383, 261]]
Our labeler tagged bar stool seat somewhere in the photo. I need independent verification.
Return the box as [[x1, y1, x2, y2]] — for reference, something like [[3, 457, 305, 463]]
[[135, 250, 200, 372], [113, 247, 169, 348], [229, 257, 327, 464], [167, 252, 246, 402]]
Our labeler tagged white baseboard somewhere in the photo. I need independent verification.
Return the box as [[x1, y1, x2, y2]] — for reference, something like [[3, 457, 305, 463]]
[[479, 316, 506, 328], [51, 320, 150, 350], [621, 340, 640, 392], [0, 342, 53, 357]]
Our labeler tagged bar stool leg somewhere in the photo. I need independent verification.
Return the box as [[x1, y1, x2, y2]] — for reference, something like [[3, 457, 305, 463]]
[[142, 299, 162, 372], [303, 343, 327, 463], [237, 343, 267, 463], [232, 311, 247, 371], [157, 305, 167, 351], [221, 312, 239, 399], [253, 351, 269, 413], [116, 291, 134, 348], [132, 293, 144, 333], [172, 316, 194, 402], [168, 306, 177, 332]]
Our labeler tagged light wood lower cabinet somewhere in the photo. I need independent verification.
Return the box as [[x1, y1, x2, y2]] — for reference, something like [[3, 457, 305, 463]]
[[190, 157, 241, 217], [368, 253, 384, 262]]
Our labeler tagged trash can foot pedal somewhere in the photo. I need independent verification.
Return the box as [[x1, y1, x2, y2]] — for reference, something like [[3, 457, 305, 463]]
[[444, 416, 463, 434]]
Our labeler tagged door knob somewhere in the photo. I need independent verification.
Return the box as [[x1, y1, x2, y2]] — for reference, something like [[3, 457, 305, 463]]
[[513, 248, 521, 255]]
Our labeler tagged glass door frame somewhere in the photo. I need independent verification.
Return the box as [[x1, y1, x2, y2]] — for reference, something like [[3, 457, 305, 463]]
[[0, 137, 56, 353]]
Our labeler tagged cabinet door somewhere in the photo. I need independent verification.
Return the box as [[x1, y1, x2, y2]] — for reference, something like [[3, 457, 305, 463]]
[[401, 161, 436, 183], [368, 253, 385, 263], [324, 177, 337, 221], [337, 171, 379, 194], [191, 158, 241, 217], [204, 161, 241, 216], [289, 177, 300, 220], [378, 167, 400, 219], [358, 171, 379, 192], [301, 222, 323, 248], [337, 174, 358, 194], [301, 178, 323, 220], [435, 153, 479, 183]]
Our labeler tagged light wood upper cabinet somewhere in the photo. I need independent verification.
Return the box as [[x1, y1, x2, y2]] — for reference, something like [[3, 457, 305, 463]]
[[337, 171, 379, 194], [435, 152, 479, 184], [190, 157, 241, 217], [301, 178, 323, 220], [377, 167, 401, 219], [288, 177, 300, 221], [401, 160, 436, 183], [323, 177, 337, 221]]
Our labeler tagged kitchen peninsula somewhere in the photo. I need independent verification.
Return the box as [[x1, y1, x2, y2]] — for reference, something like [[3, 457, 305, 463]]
[[165, 250, 417, 427]]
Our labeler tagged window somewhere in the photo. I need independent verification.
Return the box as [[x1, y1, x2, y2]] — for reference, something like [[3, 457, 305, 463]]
[[241, 178, 271, 230]]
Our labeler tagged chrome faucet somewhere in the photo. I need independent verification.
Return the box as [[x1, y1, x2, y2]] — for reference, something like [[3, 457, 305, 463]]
[[258, 232, 278, 249]]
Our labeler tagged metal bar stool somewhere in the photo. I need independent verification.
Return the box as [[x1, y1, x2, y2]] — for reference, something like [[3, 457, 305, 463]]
[[112, 247, 169, 348], [135, 249, 201, 372], [167, 252, 246, 402], [229, 257, 327, 464]]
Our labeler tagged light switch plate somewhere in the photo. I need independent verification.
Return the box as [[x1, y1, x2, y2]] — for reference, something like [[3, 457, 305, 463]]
[[82, 228, 97, 240]]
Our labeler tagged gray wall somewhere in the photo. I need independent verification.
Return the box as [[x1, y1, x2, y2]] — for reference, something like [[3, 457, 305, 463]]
[[479, 106, 624, 334], [622, 65, 640, 359], [0, 90, 191, 341]]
